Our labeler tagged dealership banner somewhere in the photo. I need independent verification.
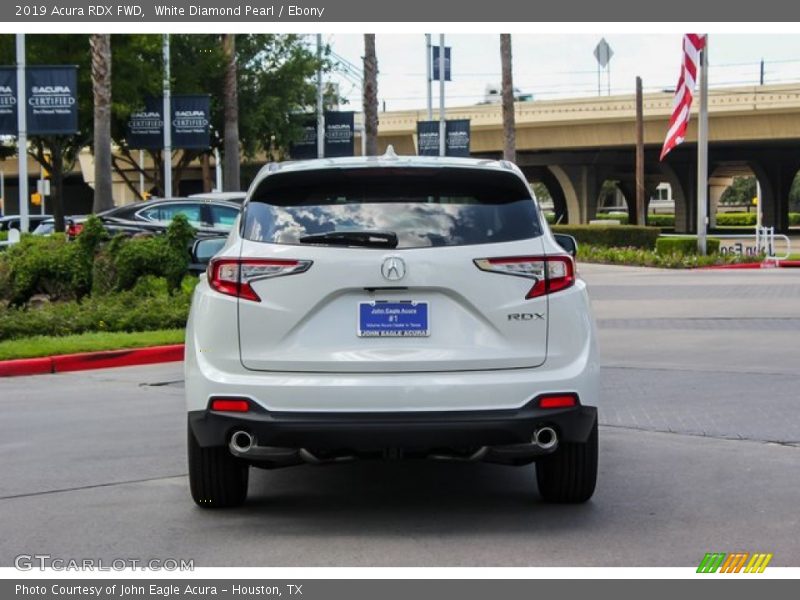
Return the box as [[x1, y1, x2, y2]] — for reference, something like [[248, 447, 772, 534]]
[[0, 67, 17, 135], [126, 95, 211, 150], [290, 111, 355, 159], [324, 111, 355, 158], [289, 115, 318, 159], [171, 94, 211, 149], [417, 119, 471, 157], [432, 46, 452, 81], [126, 97, 163, 149], [26, 65, 79, 135]]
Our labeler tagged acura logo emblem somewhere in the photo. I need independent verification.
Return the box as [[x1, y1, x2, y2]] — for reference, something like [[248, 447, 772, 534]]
[[381, 256, 406, 281]]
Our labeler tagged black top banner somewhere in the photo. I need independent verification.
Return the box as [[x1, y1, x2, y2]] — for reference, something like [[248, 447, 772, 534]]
[[290, 111, 355, 159], [126, 95, 211, 150], [417, 120, 470, 157], [1, 1, 798, 21]]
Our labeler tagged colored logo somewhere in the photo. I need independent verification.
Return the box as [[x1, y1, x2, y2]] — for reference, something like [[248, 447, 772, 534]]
[[697, 552, 773, 573]]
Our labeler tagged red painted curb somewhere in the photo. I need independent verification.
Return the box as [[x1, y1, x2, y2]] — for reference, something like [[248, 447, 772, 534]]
[[0, 344, 184, 377], [698, 261, 800, 270]]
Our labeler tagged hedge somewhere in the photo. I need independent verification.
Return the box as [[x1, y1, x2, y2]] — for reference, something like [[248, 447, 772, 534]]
[[646, 214, 675, 227], [551, 224, 660, 250], [578, 245, 761, 269], [716, 212, 757, 226], [656, 236, 721, 255]]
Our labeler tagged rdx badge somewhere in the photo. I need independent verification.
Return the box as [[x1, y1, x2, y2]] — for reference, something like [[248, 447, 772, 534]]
[[507, 312, 544, 321]]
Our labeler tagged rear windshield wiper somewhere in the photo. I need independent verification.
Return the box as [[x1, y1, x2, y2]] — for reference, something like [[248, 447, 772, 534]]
[[299, 230, 399, 248]]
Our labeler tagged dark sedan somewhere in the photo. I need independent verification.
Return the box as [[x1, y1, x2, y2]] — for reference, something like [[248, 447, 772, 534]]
[[98, 197, 240, 237]]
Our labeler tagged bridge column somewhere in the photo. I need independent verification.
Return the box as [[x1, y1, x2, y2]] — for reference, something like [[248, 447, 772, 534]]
[[548, 165, 603, 224], [750, 159, 795, 233], [659, 160, 695, 233], [708, 176, 732, 230]]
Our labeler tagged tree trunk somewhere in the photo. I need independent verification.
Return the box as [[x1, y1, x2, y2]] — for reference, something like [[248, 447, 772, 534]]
[[500, 34, 516, 163], [222, 34, 241, 191], [363, 34, 379, 156], [50, 141, 65, 233], [90, 34, 114, 213]]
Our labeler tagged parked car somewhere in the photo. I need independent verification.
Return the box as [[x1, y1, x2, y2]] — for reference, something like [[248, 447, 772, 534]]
[[185, 149, 599, 508], [98, 197, 240, 237], [189, 191, 247, 205], [32, 216, 89, 238], [0, 214, 53, 233]]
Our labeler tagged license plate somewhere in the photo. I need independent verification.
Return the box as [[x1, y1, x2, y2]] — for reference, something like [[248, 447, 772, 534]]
[[358, 301, 430, 337]]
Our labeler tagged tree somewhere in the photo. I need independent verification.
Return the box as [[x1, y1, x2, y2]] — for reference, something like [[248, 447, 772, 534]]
[[362, 34, 379, 156], [221, 34, 240, 191], [90, 34, 114, 213], [500, 34, 516, 163], [720, 176, 757, 206]]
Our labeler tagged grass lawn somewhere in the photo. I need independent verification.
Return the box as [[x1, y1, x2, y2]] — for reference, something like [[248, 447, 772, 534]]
[[0, 329, 185, 361]]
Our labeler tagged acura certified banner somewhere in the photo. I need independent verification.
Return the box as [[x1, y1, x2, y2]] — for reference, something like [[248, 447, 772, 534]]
[[290, 111, 355, 159], [0, 65, 78, 135], [417, 119, 470, 157], [26, 65, 79, 135], [171, 94, 211, 149], [126, 97, 162, 149], [126, 95, 211, 149], [0, 67, 17, 135]]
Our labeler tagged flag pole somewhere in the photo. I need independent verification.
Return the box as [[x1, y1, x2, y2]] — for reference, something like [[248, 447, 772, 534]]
[[696, 39, 709, 255]]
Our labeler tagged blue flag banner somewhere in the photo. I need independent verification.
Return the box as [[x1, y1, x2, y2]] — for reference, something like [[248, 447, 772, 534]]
[[26, 65, 79, 135], [0, 67, 17, 135], [416, 119, 471, 157]]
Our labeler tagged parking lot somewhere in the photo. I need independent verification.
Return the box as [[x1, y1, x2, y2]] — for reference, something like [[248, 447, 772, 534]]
[[1, 264, 798, 567]]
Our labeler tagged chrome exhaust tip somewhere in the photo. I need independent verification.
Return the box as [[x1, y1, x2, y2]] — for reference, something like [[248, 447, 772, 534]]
[[534, 427, 558, 451], [229, 430, 254, 454]]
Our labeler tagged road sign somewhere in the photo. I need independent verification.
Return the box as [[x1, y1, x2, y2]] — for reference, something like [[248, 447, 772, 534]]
[[594, 38, 613, 68]]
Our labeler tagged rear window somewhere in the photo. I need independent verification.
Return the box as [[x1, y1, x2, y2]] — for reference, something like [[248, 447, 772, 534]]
[[242, 167, 541, 248]]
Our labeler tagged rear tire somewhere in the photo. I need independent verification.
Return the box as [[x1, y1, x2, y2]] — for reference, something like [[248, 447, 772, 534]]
[[188, 426, 249, 508], [536, 418, 598, 503]]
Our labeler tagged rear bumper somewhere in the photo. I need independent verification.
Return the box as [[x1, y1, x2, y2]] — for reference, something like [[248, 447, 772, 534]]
[[188, 399, 597, 451]]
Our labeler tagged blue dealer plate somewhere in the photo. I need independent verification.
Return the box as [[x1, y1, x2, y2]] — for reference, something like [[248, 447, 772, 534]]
[[358, 301, 430, 337]]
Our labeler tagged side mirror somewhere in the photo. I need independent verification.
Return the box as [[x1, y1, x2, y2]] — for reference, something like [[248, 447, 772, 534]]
[[553, 233, 578, 258], [191, 237, 227, 266]]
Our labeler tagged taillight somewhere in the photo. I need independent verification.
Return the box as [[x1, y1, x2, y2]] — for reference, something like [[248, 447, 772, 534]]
[[67, 223, 84, 238], [474, 255, 575, 298], [207, 258, 312, 302]]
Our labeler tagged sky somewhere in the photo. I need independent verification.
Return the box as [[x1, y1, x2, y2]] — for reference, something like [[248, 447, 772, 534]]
[[322, 34, 800, 112]]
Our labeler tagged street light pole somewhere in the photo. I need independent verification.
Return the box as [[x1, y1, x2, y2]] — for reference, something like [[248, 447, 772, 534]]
[[438, 34, 445, 157], [316, 34, 324, 159], [16, 34, 29, 232], [426, 34, 432, 121], [162, 34, 172, 197], [696, 44, 709, 255]]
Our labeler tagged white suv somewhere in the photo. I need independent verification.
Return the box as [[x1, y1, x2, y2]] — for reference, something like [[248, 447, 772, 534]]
[[185, 151, 599, 508]]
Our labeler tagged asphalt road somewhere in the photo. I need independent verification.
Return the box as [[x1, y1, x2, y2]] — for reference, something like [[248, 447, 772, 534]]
[[1, 264, 798, 567]]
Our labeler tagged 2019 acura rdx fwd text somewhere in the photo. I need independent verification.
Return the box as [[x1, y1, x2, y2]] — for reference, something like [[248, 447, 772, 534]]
[[185, 149, 599, 508]]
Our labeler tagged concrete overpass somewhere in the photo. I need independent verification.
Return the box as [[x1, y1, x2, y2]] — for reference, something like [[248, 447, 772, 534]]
[[369, 83, 800, 232]]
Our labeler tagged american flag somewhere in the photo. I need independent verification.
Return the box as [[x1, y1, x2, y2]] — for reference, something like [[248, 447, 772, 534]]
[[660, 34, 707, 161]]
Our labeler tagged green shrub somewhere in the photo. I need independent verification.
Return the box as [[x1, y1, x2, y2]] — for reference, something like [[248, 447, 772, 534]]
[[646, 214, 675, 227], [0, 275, 196, 341], [789, 212, 800, 226], [92, 214, 194, 294], [0, 231, 7, 242], [656, 236, 720, 255], [0, 234, 91, 305], [551, 224, 660, 250], [715, 212, 757, 226]]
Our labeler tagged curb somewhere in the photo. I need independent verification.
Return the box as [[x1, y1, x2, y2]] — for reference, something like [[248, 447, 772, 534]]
[[0, 344, 184, 378], [698, 260, 800, 270]]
